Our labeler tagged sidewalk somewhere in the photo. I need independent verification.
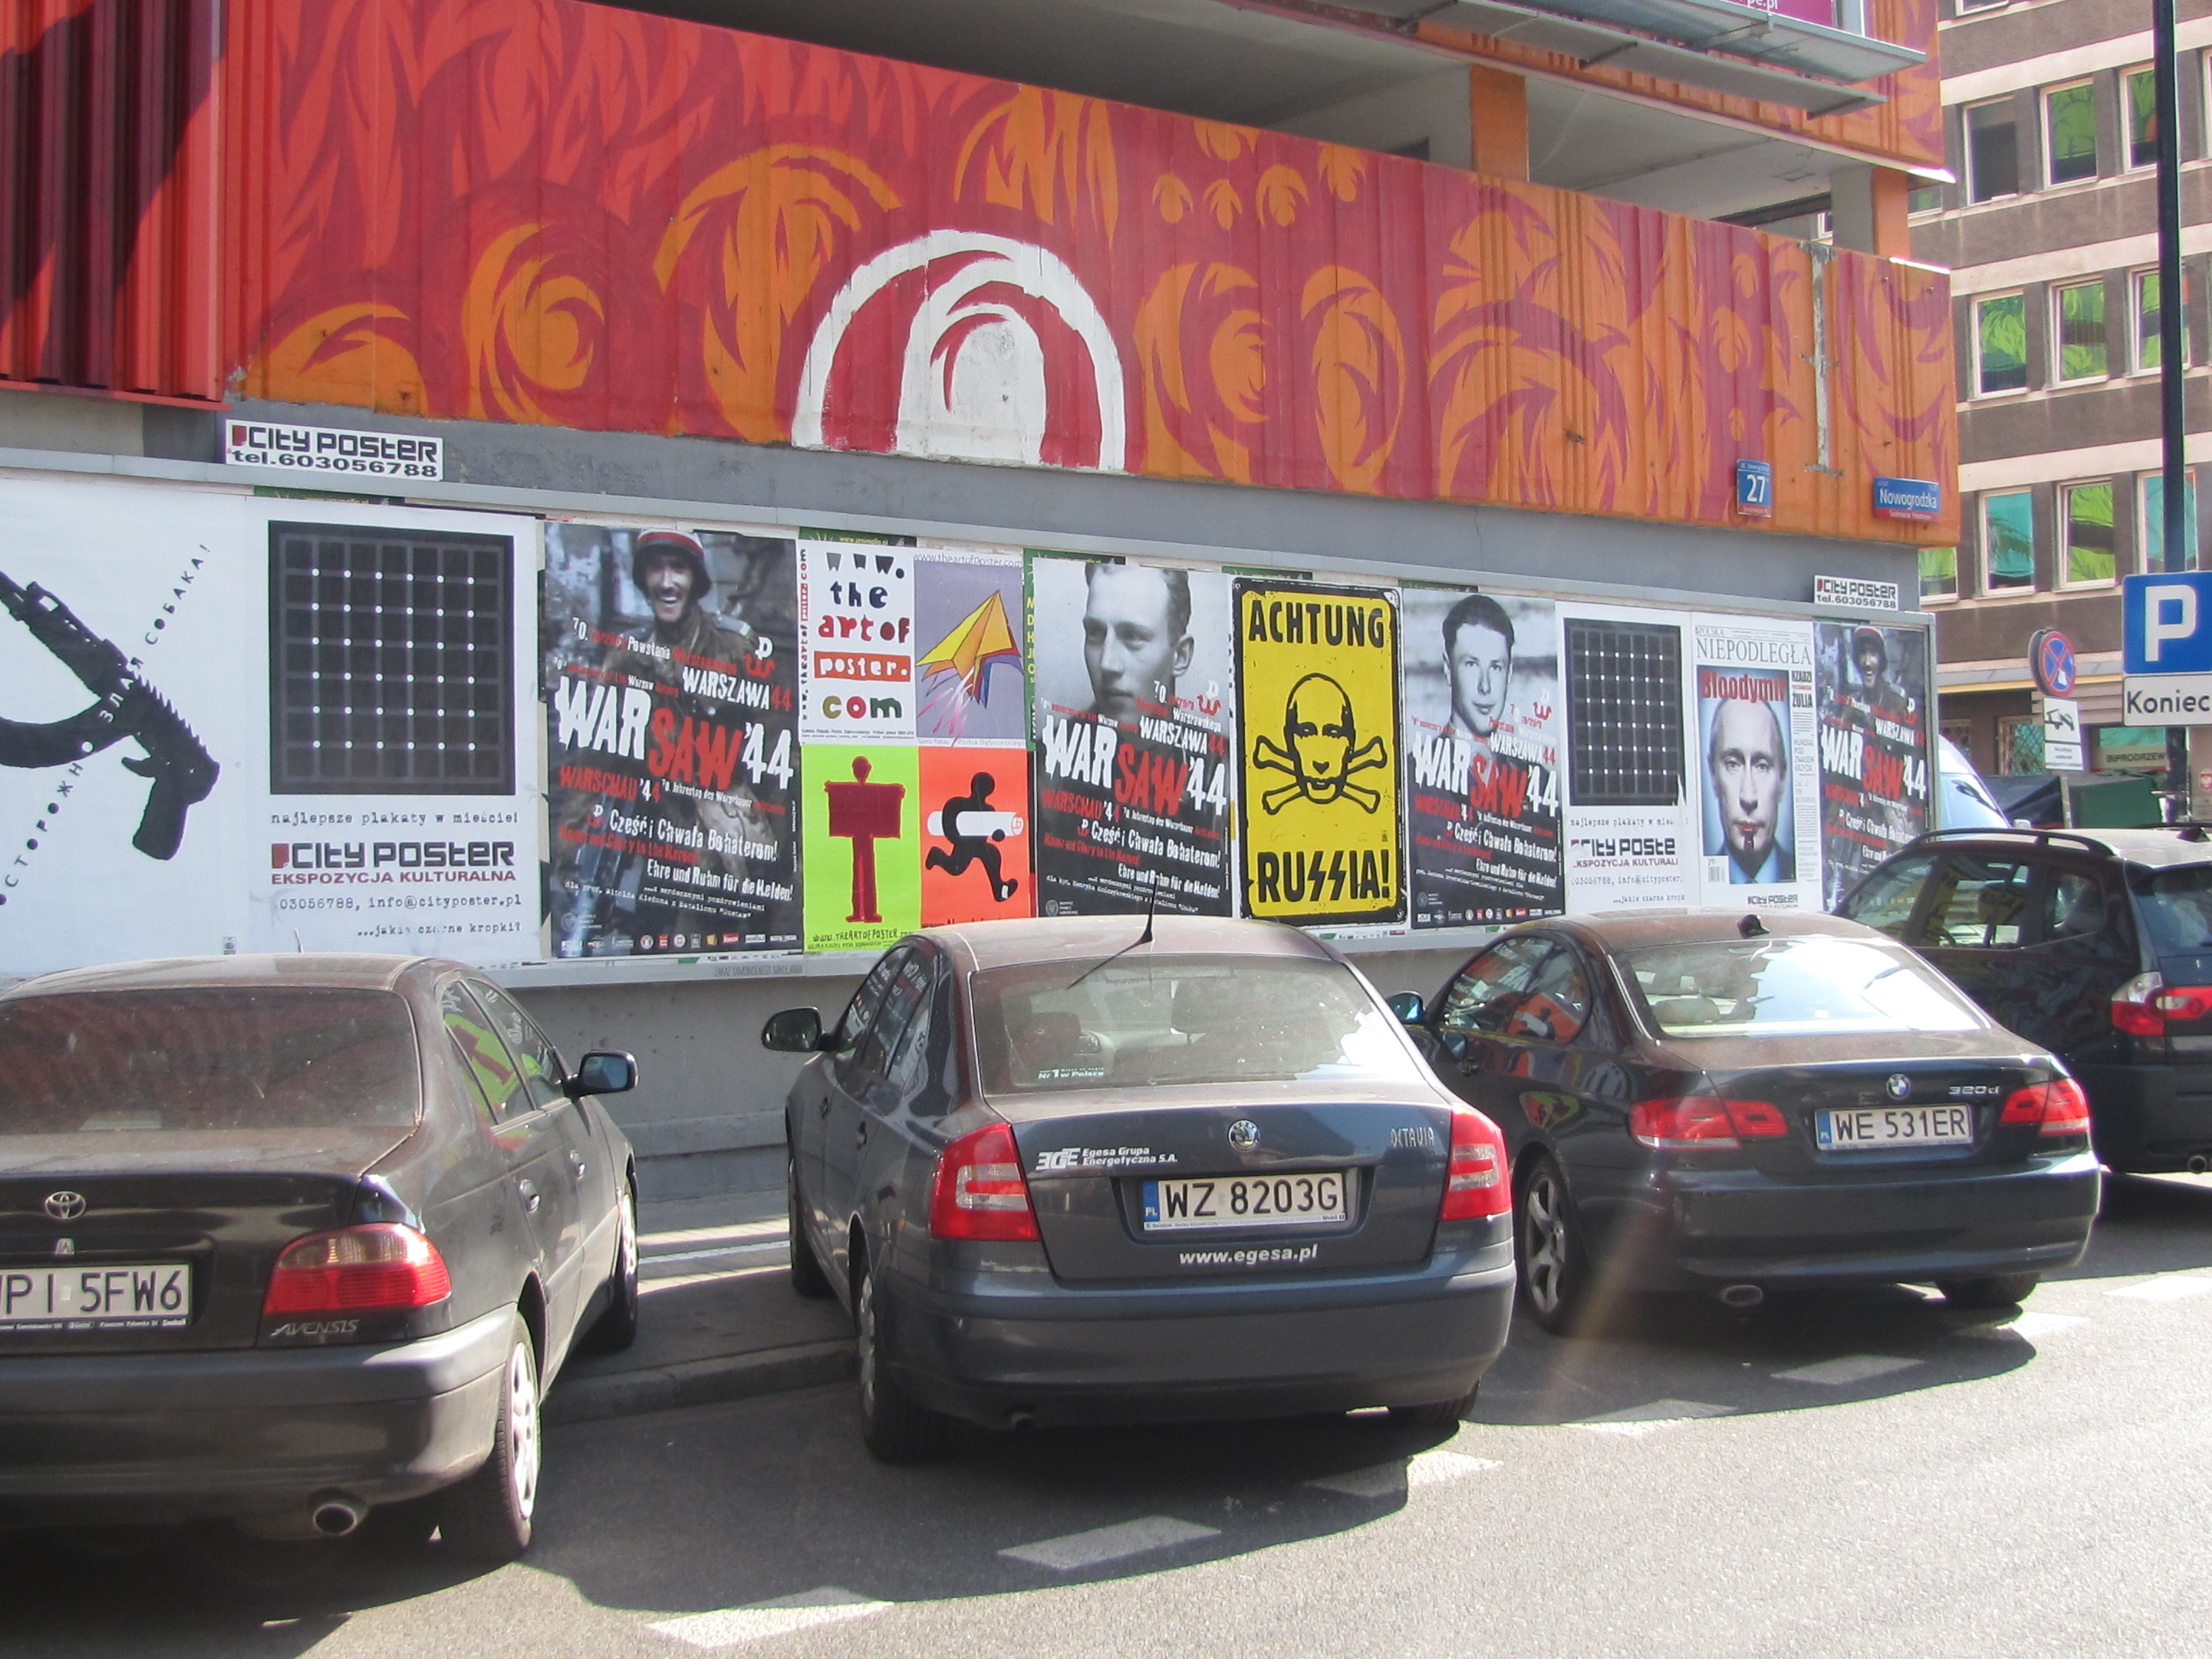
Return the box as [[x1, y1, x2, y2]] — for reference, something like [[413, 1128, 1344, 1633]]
[[547, 1189, 856, 1427]]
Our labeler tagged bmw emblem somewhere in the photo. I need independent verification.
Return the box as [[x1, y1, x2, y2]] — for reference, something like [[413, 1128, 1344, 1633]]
[[1228, 1120, 1261, 1150], [43, 1191, 86, 1222], [1885, 1075, 1912, 1101]]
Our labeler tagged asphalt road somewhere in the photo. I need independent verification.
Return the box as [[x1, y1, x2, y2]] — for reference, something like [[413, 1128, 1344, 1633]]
[[12, 1173, 2212, 1659]]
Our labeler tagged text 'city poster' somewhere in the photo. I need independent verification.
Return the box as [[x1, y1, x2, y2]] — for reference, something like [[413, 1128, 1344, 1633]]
[[1234, 580, 1404, 928]]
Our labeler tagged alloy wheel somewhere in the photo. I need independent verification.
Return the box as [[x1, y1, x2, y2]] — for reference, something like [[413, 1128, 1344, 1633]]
[[1522, 1170, 1570, 1316], [506, 1339, 541, 1523]]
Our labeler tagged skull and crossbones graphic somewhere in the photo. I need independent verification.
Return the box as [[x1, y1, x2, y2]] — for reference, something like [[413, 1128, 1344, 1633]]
[[1250, 674, 1389, 815]]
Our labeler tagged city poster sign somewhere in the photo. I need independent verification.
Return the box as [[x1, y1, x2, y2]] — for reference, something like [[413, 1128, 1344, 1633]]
[[1233, 581, 1404, 927]]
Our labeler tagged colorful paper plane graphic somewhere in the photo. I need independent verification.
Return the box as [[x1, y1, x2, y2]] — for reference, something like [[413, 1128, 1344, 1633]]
[[917, 590, 1019, 704]]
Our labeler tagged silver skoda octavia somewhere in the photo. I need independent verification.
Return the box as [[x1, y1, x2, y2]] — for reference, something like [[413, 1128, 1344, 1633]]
[[764, 915, 1516, 1460]]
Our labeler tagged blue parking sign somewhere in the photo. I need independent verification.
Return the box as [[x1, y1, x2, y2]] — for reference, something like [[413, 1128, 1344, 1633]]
[[2123, 571, 2212, 675]]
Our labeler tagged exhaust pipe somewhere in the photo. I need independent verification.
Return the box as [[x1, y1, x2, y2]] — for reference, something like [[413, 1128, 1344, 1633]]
[[309, 1492, 366, 1538], [1717, 1283, 1765, 1310], [1006, 1408, 1040, 1431], [2190, 1155, 2209, 1176]]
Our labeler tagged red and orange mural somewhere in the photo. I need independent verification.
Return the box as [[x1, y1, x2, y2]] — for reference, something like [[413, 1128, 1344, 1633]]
[[216, 0, 1952, 543]]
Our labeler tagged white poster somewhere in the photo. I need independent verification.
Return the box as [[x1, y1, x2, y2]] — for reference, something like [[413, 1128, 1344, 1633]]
[[0, 475, 541, 977], [1688, 613, 1819, 913], [797, 539, 916, 743], [1559, 603, 1692, 913]]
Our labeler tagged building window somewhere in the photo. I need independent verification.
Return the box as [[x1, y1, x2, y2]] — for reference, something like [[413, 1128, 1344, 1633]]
[[1999, 716, 2047, 775], [1920, 546, 1958, 600], [1565, 619, 1683, 807], [2061, 482, 2116, 585], [268, 522, 518, 795], [2133, 268, 2190, 371], [2127, 66, 2157, 169], [2052, 281, 2108, 381], [1983, 491, 2036, 591], [1908, 182, 1943, 214], [1973, 292, 2028, 393], [1966, 100, 2019, 201], [2141, 472, 2200, 571], [2045, 82, 2098, 184]]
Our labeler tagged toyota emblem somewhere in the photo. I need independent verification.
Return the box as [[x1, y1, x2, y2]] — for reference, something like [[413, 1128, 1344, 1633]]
[[43, 1191, 86, 1222], [1228, 1120, 1261, 1149], [1885, 1075, 1912, 1102]]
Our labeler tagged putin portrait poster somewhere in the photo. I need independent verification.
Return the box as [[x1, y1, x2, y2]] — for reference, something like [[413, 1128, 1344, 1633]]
[[1689, 616, 1818, 913], [1400, 587, 1563, 927], [1234, 581, 1404, 928], [1028, 554, 1235, 917]]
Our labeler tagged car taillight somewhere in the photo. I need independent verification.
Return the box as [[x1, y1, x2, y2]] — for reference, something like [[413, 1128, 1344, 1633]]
[[928, 1122, 1040, 1241], [2108, 972, 2212, 1036], [2001, 1077, 2093, 1138], [1630, 1097, 1788, 1151], [1440, 1105, 1511, 1221], [262, 1224, 451, 1315]]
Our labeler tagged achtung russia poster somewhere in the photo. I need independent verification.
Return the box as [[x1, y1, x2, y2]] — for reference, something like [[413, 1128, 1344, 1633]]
[[1233, 581, 1404, 926]]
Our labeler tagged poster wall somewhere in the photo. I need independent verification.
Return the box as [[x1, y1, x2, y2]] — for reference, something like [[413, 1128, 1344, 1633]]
[[1560, 606, 1692, 913], [544, 525, 801, 957], [1029, 555, 1237, 917], [1235, 581, 1404, 928], [1401, 588, 1564, 927], [1816, 621, 1933, 909], [1690, 615, 1819, 913]]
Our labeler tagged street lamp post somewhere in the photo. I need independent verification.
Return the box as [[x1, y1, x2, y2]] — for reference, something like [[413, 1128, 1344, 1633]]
[[2156, 0, 2189, 815]]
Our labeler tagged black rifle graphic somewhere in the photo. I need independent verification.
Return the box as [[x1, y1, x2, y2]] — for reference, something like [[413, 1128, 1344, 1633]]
[[0, 571, 218, 860]]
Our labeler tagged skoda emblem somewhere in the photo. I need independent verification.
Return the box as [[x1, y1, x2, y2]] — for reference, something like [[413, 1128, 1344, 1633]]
[[1885, 1075, 1912, 1102], [1228, 1120, 1261, 1150], [43, 1191, 86, 1222]]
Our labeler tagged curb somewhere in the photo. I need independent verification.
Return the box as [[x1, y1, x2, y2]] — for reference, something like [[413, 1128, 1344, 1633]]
[[547, 1338, 854, 1427]]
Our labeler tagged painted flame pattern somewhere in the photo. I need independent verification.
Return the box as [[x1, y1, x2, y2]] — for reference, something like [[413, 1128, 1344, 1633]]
[[228, 0, 1954, 543]]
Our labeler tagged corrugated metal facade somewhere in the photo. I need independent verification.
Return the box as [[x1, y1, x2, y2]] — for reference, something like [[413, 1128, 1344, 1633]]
[[0, 0, 222, 401]]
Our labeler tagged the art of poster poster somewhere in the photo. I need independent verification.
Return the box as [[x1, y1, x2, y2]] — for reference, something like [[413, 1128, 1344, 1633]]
[[1559, 605, 1692, 912], [803, 742, 920, 953], [1029, 554, 1236, 916], [1400, 587, 1563, 927], [920, 747, 1034, 926], [1234, 580, 1404, 927], [1689, 615, 1819, 913], [798, 540, 915, 744], [543, 523, 800, 958], [914, 546, 1027, 746], [1816, 621, 1932, 909]]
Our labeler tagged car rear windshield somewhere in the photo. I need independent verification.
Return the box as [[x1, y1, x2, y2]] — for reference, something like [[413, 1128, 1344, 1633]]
[[2137, 866, 2212, 956], [0, 989, 420, 1134], [969, 955, 1424, 1094], [1624, 935, 1984, 1038]]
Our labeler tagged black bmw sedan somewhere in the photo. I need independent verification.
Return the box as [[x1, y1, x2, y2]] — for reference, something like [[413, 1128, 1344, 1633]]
[[1399, 911, 2100, 1332], [765, 916, 1517, 1461], [0, 954, 638, 1559]]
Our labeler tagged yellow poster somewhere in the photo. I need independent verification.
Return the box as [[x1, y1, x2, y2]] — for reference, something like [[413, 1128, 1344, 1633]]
[[1233, 581, 1404, 924]]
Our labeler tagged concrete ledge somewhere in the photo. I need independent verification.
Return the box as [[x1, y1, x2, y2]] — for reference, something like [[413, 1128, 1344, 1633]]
[[546, 1338, 853, 1427]]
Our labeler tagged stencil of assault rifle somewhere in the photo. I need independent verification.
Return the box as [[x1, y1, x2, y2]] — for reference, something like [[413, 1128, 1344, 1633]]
[[0, 571, 218, 860]]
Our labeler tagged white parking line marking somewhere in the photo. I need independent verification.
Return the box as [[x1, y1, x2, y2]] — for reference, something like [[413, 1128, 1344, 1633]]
[[640, 1219, 790, 1248], [1954, 1311, 2090, 1341], [642, 1242, 786, 1267], [1774, 1354, 1922, 1386], [649, 1587, 887, 1648], [1580, 1399, 1736, 1436], [2106, 1274, 2212, 1302], [998, 1515, 1220, 1571], [1307, 1450, 1499, 1498]]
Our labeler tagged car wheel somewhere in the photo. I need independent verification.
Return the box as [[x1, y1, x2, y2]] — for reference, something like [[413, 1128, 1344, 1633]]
[[1518, 1153, 1589, 1335], [441, 1313, 541, 1561], [855, 1262, 945, 1464], [1938, 1271, 2040, 1309], [788, 1155, 834, 1300], [1387, 1380, 1479, 1429], [583, 1176, 640, 1353]]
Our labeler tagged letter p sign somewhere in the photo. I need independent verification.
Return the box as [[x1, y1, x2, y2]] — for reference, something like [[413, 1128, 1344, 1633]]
[[2148, 583, 2198, 663], [2125, 572, 2212, 674]]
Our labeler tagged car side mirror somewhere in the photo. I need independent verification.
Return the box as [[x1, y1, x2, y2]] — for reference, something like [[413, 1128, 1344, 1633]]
[[762, 1007, 825, 1054], [569, 1051, 637, 1097], [1385, 991, 1426, 1026]]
